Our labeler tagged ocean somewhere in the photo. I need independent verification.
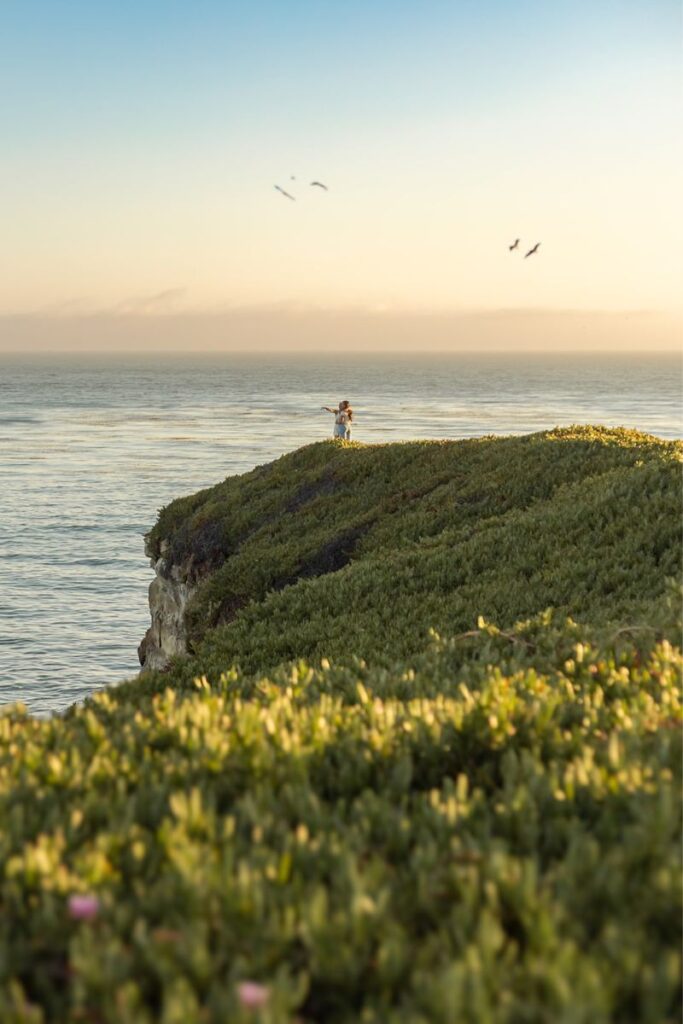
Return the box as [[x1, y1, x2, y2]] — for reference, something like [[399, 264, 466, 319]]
[[1, 352, 680, 715]]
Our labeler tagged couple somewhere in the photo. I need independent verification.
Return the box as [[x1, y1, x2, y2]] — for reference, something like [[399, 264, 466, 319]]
[[322, 400, 353, 441]]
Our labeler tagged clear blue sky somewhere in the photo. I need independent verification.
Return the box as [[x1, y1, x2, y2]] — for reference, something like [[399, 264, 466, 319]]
[[3, 1, 678, 154], [0, 1, 680, 347]]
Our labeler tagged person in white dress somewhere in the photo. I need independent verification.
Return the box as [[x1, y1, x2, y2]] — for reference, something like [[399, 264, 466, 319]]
[[322, 400, 353, 440]]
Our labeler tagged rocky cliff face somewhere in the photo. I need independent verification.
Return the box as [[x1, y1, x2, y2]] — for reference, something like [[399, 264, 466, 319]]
[[138, 536, 194, 672]]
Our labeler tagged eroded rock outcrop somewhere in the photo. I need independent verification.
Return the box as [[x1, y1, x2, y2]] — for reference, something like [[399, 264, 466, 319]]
[[138, 537, 194, 672]]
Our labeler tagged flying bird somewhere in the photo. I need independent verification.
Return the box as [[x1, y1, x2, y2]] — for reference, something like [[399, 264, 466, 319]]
[[509, 238, 520, 251], [274, 185, 296, 201], [524, 242, 541, 258], [310, 181, 329, 190]]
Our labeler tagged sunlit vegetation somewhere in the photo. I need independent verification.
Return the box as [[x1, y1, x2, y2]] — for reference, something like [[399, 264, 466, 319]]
[[0, 427, 681, 1022]]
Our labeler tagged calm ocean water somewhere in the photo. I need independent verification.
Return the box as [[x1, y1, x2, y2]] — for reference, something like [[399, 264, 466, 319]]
[[1, 352, 681, 715]]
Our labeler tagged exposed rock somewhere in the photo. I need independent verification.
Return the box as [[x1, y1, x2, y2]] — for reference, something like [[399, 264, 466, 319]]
[[138, 537, 195, 673], [138, 480, 370, 673]]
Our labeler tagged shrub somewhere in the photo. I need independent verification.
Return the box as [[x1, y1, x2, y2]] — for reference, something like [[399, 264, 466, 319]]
[[0, 428, 680, 1022]]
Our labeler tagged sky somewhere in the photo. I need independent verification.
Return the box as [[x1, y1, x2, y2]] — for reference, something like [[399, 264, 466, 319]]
[[0, 0, 681, 351]]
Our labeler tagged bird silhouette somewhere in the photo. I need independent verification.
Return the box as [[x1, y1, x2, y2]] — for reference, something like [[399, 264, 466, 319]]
[[509, 238, 520, 251], [274, 185, 295, 201], [524, 242, 541, 258], [310, 181, 328, 190]]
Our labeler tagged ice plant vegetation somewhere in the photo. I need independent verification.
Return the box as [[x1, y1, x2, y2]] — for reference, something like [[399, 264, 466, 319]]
[[0, 428, 680, 1023]]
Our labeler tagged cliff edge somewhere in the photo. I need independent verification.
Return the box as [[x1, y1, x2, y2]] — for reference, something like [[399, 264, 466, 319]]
[[138, 536, 195, 672], [137, 426, 681, 682]]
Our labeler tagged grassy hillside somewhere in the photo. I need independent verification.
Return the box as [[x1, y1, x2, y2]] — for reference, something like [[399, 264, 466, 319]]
[[0, 427, 681, 1023], [141, 426, 681, 690]]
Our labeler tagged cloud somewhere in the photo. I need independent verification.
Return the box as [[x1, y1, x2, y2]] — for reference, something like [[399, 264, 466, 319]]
[[111, 288, 187, 315], [0, 306, 680, 354]]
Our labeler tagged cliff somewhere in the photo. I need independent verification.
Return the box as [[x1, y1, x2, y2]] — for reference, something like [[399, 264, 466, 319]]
[[137, 536, 195, 672], [137, 426, 682, 683]]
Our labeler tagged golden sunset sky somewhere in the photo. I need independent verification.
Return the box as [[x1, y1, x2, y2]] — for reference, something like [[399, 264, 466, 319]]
[[1, 1, 680, 350]]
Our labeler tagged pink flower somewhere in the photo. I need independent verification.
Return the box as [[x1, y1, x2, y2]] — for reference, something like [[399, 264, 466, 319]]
[[68, 894, 100, 921], [237, 981, 269, 1009]]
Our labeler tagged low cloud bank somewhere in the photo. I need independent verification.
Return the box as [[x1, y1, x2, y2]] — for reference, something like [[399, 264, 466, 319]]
[[0, 307, 680, 353]]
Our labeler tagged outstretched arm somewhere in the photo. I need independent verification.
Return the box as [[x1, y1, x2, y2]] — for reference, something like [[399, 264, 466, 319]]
[[321, 406, 336, 414]]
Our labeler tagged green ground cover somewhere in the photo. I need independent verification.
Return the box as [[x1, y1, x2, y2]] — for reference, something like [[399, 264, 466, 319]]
[[0, 427, 681, 1022]]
